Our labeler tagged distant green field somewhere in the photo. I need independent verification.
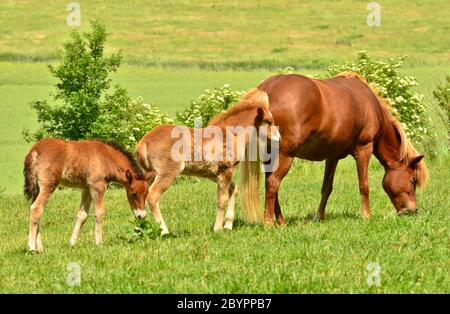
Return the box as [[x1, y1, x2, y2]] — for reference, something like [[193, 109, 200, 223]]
[[0, 0, 449, 68], [0, 0, 449, 294]]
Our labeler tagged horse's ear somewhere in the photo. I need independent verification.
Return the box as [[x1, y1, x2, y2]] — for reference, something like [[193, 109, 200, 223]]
[[255, 107, 264, 124], [409, 155, 424, 170], [125, 169, 134, 183]]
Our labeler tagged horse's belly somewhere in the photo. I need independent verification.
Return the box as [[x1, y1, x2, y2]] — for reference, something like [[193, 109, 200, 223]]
[[294, 137, 350, 161]]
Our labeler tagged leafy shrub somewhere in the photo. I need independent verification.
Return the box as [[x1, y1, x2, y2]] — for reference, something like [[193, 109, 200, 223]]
[[433, 75, 450, 139], [89, 87, 173, 150], [23, 21, 121, 142], [328, 51, 429, 143], [23, 21, 170, 149], [176, 84, 244, 127]]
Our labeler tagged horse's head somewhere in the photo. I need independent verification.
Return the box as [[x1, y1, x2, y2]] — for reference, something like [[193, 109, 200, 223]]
[[382, 155, 426, 215], [254, 107, 280, 142], [125, 169, 148, 219]]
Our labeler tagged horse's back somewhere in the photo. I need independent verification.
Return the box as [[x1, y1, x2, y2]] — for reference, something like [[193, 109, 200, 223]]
[[258, 74, 383, 160]]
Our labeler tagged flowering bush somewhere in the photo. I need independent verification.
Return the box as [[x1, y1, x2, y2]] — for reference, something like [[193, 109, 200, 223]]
[[176, 84, 244, 127], [23, 21, 171, 150], [433, 75, 450, 140], [89, 87, 173, 150], [328, 51, 429, 143]]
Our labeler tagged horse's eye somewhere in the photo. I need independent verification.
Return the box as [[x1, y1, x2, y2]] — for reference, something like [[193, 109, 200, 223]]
[[412, 178, 418, 184]]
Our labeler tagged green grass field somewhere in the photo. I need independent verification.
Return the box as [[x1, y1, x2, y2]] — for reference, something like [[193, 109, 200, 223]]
[[0, 0, 449, 293]]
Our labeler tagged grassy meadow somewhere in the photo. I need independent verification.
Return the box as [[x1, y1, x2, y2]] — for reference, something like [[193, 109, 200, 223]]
[[0, 0, 449, 293]]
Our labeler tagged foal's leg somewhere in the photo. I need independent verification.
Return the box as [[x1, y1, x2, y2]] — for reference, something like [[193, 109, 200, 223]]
[[223, 181, 237, 230], [69, 189, 92, 246], [214, 172, 232, 232], [264, 154, 293, 226], [28, 186, 53, 252], [354, 143, 374, 219], [147, 174, 176, 235], [316, 158, 339, 220], [89, 183, 107, 245]]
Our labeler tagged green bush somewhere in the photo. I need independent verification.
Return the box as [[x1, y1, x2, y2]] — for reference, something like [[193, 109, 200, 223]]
[[328, 51, 429, 143], [88, 87, 173, 150], [23, 21, 170, 149], [433, 75, 450, 139], [176, 84, 244, 127]]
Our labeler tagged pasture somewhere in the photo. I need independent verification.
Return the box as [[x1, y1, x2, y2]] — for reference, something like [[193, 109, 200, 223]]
[[0, 0, 449, 293]]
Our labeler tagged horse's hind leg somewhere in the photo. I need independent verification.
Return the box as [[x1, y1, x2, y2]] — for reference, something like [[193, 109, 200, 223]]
[[69, 189, 92, 246], [224, 181, 237, 230], [316, 158, 339, 220], [147, 174, 176, 235], [28, 186, 53, 252]]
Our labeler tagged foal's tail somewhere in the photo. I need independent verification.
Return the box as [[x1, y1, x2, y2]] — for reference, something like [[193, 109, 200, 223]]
[[239, 88, 269, 224], [23, 151, 39, 202]]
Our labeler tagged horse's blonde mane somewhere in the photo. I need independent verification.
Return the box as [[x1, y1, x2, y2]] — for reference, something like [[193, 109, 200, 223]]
[[335, 71, 429, 188], [208, 88, 269, 126]]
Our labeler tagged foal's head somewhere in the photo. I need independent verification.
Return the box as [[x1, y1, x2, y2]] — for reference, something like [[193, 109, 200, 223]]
[[382, 155, 426, 215], [254, 107, 281, 142], [125, 170, 148, 219]]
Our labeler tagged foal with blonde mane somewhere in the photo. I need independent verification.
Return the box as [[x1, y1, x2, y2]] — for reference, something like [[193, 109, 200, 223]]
[[24, 138, 149, 252], [136, 89, 280, 234]]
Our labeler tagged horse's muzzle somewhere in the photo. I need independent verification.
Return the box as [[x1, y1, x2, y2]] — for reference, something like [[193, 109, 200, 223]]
[[398, 208, 418, 215], [134, 209, 147, 220]]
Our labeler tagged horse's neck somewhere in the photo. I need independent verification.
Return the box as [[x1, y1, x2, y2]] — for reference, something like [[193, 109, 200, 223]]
[[374, 119, 402, 169], [211, 108, 255, 129], [108, 151, 135, 186]]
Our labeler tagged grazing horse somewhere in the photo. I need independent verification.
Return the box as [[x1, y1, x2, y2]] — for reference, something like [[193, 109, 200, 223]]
[[135, 89, 280, 234], [247, 72, 428, 226], [23, 138, 149, 252]]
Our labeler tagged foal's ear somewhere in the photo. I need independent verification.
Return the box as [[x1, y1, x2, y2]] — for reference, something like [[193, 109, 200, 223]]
[[409, 155, 424, 169], [255, 107, 264, 124], [125, 169, 134, 183]]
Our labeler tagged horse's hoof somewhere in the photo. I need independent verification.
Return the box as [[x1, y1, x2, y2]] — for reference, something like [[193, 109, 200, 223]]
[[313, 215, 324, 222], [223, 223, 233, 231]]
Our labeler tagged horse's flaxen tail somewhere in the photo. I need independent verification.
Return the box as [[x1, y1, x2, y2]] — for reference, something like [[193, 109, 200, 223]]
[[239, 88, 269, 224], [23, 151, 39, 202]]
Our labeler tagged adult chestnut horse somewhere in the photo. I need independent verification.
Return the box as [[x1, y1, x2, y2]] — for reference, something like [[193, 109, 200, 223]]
[[23, 138, 149, 252], [251, 72, 428, 226]]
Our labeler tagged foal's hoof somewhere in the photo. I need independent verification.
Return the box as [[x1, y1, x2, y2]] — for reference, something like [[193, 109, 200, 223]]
[[223, 223, 233, 231]]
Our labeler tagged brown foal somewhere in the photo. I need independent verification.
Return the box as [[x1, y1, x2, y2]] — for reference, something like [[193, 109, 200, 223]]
[[23, 138, 149, 252], [135, 89, 280, 234]]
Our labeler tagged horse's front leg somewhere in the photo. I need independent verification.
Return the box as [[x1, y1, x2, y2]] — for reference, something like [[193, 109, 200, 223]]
[[223, 181, 237, 230], [316, 158, 339, 220], [354, 143, 374, 219], [214, 171, 232, 232], [90, 182, 107, 245], [69, 189, 92, 246], [264, 154, 293, 226]]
